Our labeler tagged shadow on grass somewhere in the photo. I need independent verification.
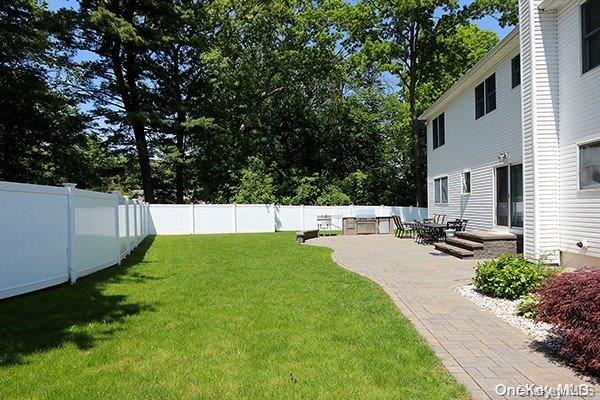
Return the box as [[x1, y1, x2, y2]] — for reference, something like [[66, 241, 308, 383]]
[[0, 236, 158, 367]]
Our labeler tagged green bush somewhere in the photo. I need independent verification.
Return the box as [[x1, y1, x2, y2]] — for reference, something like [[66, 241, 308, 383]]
[[473, 253, 557, 300], [515, 293, 542, 319]]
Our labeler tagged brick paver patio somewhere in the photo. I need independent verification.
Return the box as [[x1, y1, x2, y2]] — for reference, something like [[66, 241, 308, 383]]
[[309, 235, 599, 400]]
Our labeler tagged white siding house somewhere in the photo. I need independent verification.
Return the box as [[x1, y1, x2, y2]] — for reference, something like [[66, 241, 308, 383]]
[[421, 0, 600, 268], [423, 29, 523, 232]]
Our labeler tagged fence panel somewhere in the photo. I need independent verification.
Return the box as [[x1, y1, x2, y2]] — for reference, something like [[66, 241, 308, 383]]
[[118, 198, 129, 259], [235, 205, 275, 233], [275, 206, 303, 231], [0, 182, 70, 299], [136, 202, 143, 245], [148, 204, 429, 235], [193, 204, 234, 234], [72, 189, 118, 279], [147, 205, 193, 235], [303, 206, 337, 230], [389, 206, 428, 223]]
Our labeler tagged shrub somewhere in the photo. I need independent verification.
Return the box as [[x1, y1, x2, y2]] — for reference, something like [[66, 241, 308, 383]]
[[515, 293, 541, 319], [538, 268, 600, 374], [473, 253, 557, 300]]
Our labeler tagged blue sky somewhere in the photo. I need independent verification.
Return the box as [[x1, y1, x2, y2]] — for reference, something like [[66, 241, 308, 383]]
[[47, 0, 511, 39]]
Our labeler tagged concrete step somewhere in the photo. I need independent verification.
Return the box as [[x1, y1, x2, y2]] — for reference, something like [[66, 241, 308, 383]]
[[446, 237, 484, 251], [434, 242, 474, 259], [455, 230, 516, 243]]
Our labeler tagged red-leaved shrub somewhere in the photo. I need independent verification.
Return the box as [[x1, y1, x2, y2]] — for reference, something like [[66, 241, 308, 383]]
[[538, 268, 600, 374]]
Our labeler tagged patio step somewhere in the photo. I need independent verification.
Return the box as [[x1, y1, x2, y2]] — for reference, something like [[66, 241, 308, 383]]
[[440, 230, 519, 259], [455, 230, 516, 243], [434, 242, 474, 259], [446, 237, 484, 251]]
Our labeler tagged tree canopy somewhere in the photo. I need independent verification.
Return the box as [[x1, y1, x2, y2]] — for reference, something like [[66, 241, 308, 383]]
[[1, 0, 516, 205]]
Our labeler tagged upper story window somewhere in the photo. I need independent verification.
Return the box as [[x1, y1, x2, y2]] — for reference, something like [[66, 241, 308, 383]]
[[582, 0, 600, 74], [579, 140, 600, 189], [432, 113, 445, 149], [475, 73, 496, 119], [512, 55, 521, 88], [434, 177, 448, 204]]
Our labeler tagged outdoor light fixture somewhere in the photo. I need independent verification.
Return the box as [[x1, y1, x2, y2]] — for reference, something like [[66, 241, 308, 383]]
[[498, 152, 509, 162]]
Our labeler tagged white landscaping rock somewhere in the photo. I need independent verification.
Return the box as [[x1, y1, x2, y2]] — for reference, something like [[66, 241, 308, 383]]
[[455, 284, 553, 342]]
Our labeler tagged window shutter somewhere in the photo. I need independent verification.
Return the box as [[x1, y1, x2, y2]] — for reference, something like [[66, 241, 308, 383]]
[[475, 83, 485, 119], [485, 74, 496, 113]]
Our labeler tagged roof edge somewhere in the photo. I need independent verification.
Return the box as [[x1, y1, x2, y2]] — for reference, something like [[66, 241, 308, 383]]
[[419, 26, 520, 121]]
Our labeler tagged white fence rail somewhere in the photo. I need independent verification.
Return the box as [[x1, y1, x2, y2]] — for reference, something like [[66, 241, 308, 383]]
[[0, 181, 150, 300], [147, 204, 428, 235]]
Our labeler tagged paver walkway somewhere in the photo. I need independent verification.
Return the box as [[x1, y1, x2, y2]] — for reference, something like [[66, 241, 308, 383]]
[[309, 235, 599, 400]]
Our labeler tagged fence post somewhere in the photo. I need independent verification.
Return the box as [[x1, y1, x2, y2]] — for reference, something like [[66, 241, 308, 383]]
[[112, 191, 121, 265], [133, 200, 138, 244], [271, 204, 277, 233], [125, 197, 130, 254], [64, 183, 77, 284], [190, 204, 195, 235], [232, 204, 237, 233], [301, 204, 305, 230], [140, 203, 144, 239]]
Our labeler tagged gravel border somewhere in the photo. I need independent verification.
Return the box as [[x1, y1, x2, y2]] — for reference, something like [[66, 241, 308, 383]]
[[455, 284, 553, 341]]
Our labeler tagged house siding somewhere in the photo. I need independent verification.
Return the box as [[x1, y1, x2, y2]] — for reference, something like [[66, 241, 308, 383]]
[[427, 44, 522, 229], [519, 0, 561, 262], [556, 1, 600, 264]]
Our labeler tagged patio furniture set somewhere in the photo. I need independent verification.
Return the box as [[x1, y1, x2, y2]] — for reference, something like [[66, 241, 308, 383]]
[[392, 215, 468, 244]]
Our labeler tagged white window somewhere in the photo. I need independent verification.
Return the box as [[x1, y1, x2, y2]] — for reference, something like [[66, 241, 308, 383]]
[[434, 177, 448, 204], [580, 140, 600, 189], [462, 171, 471, 194]]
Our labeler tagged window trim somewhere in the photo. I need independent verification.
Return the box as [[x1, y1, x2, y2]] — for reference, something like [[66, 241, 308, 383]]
[[582, 0, 600, 74], [511, 55, 521, 88], [577, 138, 600, 191], [461, 171, 471, 195], [434, 176, 449, 204]]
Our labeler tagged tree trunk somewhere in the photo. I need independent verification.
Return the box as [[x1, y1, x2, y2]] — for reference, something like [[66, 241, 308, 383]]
[[110, 38, 155, 203], [409, 91, 424, 207], [106, 1, 155, 203], [175, 114, 185, 204], [132, 119, 155, 203]]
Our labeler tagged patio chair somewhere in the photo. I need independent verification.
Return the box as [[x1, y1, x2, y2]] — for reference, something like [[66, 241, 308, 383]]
[[423, 215, 435, 224], [446, 220, 462, 231], [393, 216, 415, 238], [415, 221, 436, 244], [434, 214, 446, 224], [459, 219, 469, 232]]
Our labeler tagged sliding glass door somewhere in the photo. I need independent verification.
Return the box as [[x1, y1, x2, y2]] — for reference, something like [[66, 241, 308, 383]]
[[495, 164, 523, 229]]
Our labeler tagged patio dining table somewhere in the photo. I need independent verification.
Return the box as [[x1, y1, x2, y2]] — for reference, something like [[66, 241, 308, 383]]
[[422, 222, 447, 241]]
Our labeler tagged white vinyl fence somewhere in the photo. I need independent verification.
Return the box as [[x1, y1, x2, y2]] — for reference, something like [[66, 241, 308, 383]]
[[0, 181, 149, 300], [147, 204, 428, 235], [0, 180, 427, 300]]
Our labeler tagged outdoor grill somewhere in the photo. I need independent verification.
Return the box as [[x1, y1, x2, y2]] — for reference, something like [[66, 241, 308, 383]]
[[355, 210, 378, 235]]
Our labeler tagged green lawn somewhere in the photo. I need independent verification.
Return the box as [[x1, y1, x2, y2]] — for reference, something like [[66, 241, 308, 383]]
[[0, 234, 467, 399]]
